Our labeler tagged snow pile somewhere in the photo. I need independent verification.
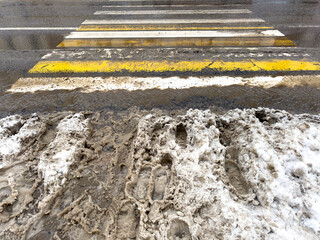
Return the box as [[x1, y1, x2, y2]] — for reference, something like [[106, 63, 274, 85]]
[[38, 113, 90, 197], [0, 114, 45, 168], [0, 109, 319, 239], [126, 108, 320, 240], [0, 112, 92, 238]]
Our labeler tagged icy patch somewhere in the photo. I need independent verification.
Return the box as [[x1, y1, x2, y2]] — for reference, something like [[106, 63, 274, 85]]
[[0, 114, 45, 168], [124, 108, 320, 239], [38, 113, 90, 199]]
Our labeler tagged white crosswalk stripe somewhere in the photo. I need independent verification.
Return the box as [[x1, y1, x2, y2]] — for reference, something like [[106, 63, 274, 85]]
[[66, 30, 284, 39], [94, 9, 252, 15], [82, 18, 265, 25], [102, 4, 241, 8]]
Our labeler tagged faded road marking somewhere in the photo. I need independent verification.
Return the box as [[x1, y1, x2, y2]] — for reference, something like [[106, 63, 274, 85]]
[[9, 75, 320, 93], [0, 27, 77, 31], [65, 30, 284, 39], [57, 37, 295, 48], [29, 59, 320, 73], [94, 9, 252, 15], [77, 25, 274, 31], [102, 4, 242, 8], [9, 76, 289, 93], [82, 18, 265, 25]]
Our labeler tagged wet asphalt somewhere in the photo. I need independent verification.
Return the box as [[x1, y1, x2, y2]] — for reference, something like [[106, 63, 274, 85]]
[[0, 0, 320, 116]]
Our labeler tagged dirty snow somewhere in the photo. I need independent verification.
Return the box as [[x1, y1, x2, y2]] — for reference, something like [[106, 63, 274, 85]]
[[125, 108, 320, 239], [0, 114, 45, 168], [0, 109, 319, 239], [38, 113, 90, 195]]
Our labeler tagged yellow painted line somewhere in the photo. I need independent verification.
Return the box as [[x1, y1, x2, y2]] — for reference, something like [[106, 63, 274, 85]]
[[57, 37, 295, 48], [29, 59, 320, 73], [77, 25, 274, 31]]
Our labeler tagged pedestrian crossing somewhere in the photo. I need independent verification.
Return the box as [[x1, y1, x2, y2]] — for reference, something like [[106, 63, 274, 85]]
[[54, 1, 296, 49], [8, 1, 320, 93]]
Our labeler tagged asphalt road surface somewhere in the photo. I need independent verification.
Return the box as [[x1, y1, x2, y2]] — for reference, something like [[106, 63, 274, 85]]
[[0, 0, 320, 116]]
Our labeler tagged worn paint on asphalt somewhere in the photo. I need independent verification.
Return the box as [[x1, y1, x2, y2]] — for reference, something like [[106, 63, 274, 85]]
[[82, 18, 266, 25], [77, 25, 274, 31], [94, 9, 252, 15], [65, 30, 284, 39], [57, 37, 295, 48], [29, 59, 320, 73]]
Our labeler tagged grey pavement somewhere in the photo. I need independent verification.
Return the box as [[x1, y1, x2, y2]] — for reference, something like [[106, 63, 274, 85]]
[[0, 0, 319, 116]]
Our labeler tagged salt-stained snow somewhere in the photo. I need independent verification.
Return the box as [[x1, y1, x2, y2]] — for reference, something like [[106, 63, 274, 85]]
[[129, 108, 320, 239], [0, 109, 319, 239], [0, 113, 90, 209], [38, 113, 90, 196], [0, 114, 45, 168]]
